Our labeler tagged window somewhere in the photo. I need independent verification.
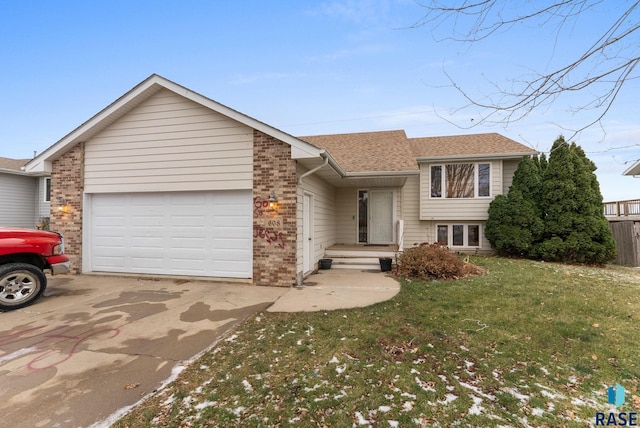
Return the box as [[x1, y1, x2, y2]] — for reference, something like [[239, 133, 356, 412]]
[[447, 164, 474, 198], [44, 177, 51, 202], [437, 225, 448, 244], [453, 225, 464, 246], [430, 165, 442, 197], [436, 224, 482, 247], [430, 163, 491, 198], [468, 225, 480, 246], [478, 163, 490, 197]]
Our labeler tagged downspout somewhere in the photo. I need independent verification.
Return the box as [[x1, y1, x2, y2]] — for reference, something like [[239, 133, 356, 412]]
[[298, 154, 329, 184]]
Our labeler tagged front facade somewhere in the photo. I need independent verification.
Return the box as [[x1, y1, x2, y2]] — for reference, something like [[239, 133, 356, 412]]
[[25, 75, 536, 287]]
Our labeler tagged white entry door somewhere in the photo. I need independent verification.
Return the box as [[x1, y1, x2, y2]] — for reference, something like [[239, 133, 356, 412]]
[[303, 193, 313, 273], [369, 190, 394, 244]]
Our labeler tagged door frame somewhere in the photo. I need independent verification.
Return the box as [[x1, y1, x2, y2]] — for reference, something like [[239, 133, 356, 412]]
[[356, 188, 396, 245], [302, 192, 314, 274]]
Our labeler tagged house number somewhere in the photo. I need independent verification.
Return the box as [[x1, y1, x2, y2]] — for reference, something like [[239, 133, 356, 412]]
[[266, 219, 282, 228]]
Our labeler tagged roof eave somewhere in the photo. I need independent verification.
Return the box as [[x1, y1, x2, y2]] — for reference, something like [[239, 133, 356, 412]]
[[0, 168, 29, 176], [416, 151, 537, 162], [343, 170, 420, 178], [622, 159, 640, 176]]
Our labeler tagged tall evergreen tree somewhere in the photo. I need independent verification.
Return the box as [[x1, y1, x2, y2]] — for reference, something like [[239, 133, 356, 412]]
[[485, 156, 544, 256], [532, 137, 616, 264]]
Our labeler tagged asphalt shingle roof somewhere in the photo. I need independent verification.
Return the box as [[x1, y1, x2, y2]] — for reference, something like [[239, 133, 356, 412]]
[[299, 130, 419, 173], [299, 131, 536, 174], [0, 157, 30, 171], [409, 133, 536, 158]]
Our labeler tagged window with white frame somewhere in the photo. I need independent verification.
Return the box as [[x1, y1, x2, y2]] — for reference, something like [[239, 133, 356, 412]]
[[430, 163, 491, 198], [44, 177, 51, 202], [436, 224, 481, 247]]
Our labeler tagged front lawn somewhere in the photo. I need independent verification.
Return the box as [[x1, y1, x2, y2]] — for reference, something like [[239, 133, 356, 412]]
[[115, 257, 640, 427]]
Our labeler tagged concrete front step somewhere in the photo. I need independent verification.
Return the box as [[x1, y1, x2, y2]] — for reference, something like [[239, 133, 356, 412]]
[[324, 250, 397, 259], [323, 255, 396, 270], [332, 263, 381, 270], [323, 246, 398, 271]]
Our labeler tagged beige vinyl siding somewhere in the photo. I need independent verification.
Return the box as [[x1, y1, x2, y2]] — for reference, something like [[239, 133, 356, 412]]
[[296, 166, 337, 275], [502, 159, 521, 194], [0, 173, 37, 228], [400, 176, 427, 248], [335, 188, 357, 244], [419, 160, 502, 221], [84, 89, 253, 193]]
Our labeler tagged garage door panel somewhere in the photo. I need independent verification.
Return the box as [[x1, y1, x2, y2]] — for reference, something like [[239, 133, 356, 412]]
[[212, 238, 250, 249], [90, 191, 252, 278]]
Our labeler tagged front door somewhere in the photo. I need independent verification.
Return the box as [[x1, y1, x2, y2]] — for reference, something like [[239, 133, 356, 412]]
[[369, 190, 394, 244]]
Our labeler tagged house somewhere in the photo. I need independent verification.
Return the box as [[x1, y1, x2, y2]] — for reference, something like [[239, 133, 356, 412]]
[[0, 157, 50, 229], [623, 159, 640, 177], [24, 74, 536, 286]]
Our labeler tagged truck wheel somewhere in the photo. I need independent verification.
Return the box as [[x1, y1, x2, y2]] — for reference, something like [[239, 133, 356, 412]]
[[0, 263, 48, 311]]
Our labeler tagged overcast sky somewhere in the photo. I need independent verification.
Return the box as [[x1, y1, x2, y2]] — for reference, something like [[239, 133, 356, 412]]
[[1, 0, 638, 200]]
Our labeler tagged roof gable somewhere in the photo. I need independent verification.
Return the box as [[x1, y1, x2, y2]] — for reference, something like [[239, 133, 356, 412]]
[[25, 74, 322, 173]]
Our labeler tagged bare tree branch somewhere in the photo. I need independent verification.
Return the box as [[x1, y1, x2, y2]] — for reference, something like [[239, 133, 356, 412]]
[[415, 0, 640, 143]]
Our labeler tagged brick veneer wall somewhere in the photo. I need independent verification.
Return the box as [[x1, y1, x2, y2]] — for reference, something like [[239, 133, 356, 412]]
[[253, 131, 297, 287], [50, 143, 84, 274]]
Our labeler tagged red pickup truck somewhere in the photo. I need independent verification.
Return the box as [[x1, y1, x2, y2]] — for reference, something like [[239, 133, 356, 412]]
[[0, 228, 70, 311]]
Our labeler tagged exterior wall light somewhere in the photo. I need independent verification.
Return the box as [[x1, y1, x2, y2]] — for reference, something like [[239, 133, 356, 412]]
[[268, 192, 278, 211], [57, 197, 70, 213]]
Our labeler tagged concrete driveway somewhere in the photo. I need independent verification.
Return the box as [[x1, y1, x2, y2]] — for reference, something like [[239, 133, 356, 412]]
[[0, 274, 286, 428]]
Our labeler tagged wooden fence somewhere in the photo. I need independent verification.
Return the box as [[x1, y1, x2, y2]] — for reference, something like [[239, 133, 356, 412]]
[[608, 220, 640, 267]]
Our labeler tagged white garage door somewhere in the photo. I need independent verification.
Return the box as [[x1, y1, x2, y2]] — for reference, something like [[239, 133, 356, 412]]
[[89, 191, 252, 278]]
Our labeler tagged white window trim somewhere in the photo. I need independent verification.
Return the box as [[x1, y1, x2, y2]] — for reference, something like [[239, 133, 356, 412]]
[[44, 177, 51, 202], [429, 162, 491, 199], [436, 223, 482, 248]]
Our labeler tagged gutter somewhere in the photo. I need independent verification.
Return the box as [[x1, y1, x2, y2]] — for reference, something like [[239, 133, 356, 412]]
[[0, 167, 33, 177], [415, 151, 537, 162], [298, 153, 330, 184], [342, 170, 419, 178]]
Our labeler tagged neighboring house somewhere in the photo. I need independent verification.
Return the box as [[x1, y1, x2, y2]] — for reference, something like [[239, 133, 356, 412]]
[[623, 159, 640, 177], [0, 157, 50, 229], [25, 74, 536, 286]]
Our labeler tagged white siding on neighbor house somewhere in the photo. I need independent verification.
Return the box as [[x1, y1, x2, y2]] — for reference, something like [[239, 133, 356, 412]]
[[502, 159, 521, 195], [84, 89, 253, 193], [0, 173, 37, 228], [296, 166, 337, 275], [418, 160, 502, 221]]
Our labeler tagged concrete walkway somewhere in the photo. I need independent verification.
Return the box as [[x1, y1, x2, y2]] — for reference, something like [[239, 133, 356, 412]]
[[269, 268, 400, 312], [0, 269, 398, 428]]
